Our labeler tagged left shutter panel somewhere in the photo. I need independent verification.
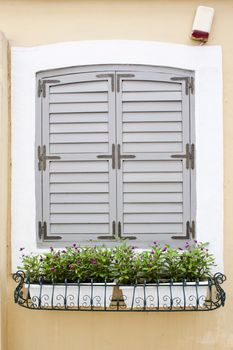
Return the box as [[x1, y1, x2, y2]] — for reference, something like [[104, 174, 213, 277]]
[[38, 72, 116, 243]]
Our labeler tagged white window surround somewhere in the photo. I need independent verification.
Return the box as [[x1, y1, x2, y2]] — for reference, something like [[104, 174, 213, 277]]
[[11, 40, 223, 272]]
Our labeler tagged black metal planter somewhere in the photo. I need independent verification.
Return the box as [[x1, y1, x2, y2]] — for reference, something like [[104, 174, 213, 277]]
[[13, 271, 226, 312]]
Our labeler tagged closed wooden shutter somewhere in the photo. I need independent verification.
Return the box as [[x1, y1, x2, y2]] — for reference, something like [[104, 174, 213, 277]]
[[116, 71, 192, 243], [36, 66, 194, 245], [37, 72, 116, 242]]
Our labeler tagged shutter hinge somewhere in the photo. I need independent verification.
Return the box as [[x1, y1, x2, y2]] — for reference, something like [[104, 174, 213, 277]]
[[171, 143, 195, 169], [118, 221, 137, 240], [97, 221, 116, 240], [172, 220, 196, 240], [96, 74, 115, 92], [38, 221, 62, 241], [116, 74, 135, 92], [170, 76, 194, 95], [38, 145, 61, 171], [38, 79, 60, 98]]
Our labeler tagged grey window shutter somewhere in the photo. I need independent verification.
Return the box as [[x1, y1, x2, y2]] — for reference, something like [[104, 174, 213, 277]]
[[116, 71, 193, 244], [37, 71, 116, 243]]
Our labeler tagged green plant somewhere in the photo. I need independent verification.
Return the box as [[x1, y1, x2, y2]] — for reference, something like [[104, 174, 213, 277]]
[[18, 241, 216, 284]]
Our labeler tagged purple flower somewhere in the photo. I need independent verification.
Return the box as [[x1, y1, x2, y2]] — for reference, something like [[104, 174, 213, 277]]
[[50, 247, 54, 252], [150, 250, 155, 254], [19, 247, 25, 251], [178, 248, 183, 251], [162, 247, 167, 252], [62, 250, 66, 254], [69, 265, 74, 270], [153, 241, 157, 246], [50, 267, 55, 272], [72, 243, 76, 247], [90, 259, 97, 265], [194, 240, 198, 243]]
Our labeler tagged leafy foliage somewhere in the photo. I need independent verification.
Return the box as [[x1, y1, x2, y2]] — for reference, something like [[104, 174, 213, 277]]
[[18, 241, 216, 283]]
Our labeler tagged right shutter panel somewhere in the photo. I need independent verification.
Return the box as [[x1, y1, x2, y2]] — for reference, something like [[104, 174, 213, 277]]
[[117, 71, 192, 244]]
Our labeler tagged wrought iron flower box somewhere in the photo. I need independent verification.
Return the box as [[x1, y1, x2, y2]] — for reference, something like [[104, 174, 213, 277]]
[[13, 271, 226, 312]]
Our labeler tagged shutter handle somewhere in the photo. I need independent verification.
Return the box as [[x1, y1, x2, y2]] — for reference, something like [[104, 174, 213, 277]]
[[97, 144, 115, 169], [117, 144, 136, 169]]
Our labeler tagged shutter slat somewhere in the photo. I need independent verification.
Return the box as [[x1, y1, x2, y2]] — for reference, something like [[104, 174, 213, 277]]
[[51, 224, 109, 234], [124, 223, 183, 234], [123, 142, 182, 153], [124, 183, 182, 192], [50, 172, 109, 183], [50, 113, 108, 124], [123, 112, 182, 122], [124, 213, 183, 223], [123, 101, 182, 112], [50, 102, 108, 113], [50, 143, 108, 153], [51, 203, 109, 213], [124, 172, 182, 182], [50, 92, 108, 103], [124, 203, 183, 213], [51, 193, 109, 203], [50, 161, 108, 173], [124, 193, 182, 203], [122, 91, 182, 101], [50, 123, 108, 133], [50, 182, 109, 193], [50, 81, 108, 93], [123, 122, 182, 132], [51, 213, 109, 224], [122, 80, 181, 92]]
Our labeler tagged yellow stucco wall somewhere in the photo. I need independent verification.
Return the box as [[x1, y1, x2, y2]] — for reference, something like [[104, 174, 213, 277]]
[[0, 1, 232, 349]]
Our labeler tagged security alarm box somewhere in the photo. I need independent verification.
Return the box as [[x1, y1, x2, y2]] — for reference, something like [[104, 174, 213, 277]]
[[191, 6, 214, 42]]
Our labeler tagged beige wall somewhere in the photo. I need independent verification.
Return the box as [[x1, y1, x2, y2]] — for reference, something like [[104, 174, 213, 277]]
[[0, 1, 232, 349]]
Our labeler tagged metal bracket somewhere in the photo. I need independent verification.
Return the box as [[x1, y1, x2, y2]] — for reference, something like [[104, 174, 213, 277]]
[[116, 74, 135, 92], [97, 144, 116, 169], [98, 221, 117, 240], [38, 221, 62, 241], [38, 79, 60, 98], [96, 74, 115, 92], [38, 145, 61, 171], [171, 143, 195, 170], [170, 76, 194, 95], [117, 144, 136, 169], [118, 221, 137, 240], [172, 220, 195, 240]]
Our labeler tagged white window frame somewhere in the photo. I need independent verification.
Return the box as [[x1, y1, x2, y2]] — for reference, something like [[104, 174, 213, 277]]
[[11, 40, 223, 271]]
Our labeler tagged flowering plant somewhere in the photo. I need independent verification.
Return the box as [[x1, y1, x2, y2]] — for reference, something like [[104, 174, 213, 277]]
[[18, 241, 216, 284]]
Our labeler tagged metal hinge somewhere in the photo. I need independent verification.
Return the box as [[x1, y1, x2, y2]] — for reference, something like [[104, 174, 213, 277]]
[[97, 144, 116, 169], [116, 74, 135, 92], [38, 221, 62, 241], [170, 76, 194, 95], [96, 74, 115, 92], [172, 220, 195, 240], [38, 145, 61, 171], [118, 222, 136, 240], [171, 143, 195, 170], [97, 221, 116, 240], [38, 79, 60, 98]]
